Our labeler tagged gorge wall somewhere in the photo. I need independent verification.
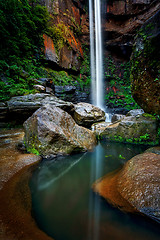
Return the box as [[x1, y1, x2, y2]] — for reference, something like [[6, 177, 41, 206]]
[[41, 0, 160, 70], [40, 0, 89, 71], [103, 0, 160, 60]]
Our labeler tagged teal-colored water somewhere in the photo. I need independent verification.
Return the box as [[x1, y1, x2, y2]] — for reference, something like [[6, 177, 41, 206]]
[[30, 141, 160, 240]]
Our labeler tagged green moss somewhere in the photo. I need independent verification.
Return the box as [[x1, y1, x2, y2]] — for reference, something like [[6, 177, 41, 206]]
[[100, 133, 159, 146], [142, 113, 157, 120], [27, 146, 40, 156]]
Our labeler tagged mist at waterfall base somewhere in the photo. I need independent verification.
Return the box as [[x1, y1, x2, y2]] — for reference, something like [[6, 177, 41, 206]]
[[29, 142, 160, 240]]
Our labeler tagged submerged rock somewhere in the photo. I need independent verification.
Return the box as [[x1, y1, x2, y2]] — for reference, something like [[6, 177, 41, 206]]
[[93, 151, 160, 223], [73, 102, 106, 127], [100, 114, 159, 145], [24, 104, 97, 157]]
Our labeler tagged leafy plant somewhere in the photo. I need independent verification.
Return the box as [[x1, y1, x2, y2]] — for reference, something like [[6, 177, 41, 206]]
[[104, 57, 140, 110]]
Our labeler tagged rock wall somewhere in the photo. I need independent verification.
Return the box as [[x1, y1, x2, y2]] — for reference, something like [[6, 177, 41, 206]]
[[130, 10, 160, 115], [103, 0, 160, 60], [41, 0, 89, 71], [40, 0, 160, 70]]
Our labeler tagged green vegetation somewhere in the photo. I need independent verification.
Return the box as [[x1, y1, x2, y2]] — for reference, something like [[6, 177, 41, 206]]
[[104, 57, 140, 110], [48, 22, 70, 53], [113, 133, 158, 145], [0, 0, 49, 101], [0, 0, 91, 102]]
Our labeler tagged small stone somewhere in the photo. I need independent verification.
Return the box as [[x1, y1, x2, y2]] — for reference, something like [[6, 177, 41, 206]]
[[33, 85, 45, 92]]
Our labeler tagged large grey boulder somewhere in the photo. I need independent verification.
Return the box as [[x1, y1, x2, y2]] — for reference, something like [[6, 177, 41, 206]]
[[7, 93, 74, 113], [23, 105, 97, 157], [100, 114, 159, 145], [73, 102, 106, 127], [5, 93, 74, 123]]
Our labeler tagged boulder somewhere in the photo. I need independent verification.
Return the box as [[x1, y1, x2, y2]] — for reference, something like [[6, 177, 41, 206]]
[[126, 109, 144, 117], [5, 93, 74, 123], [23, 105, 97, 157], [93, 152, 160, 222], [73, 102, 106, 127], [145, 146, 160, 155], [33, 85, 46, 93], [100, 114, 159, 145], [91, 122, 111, 136], [111, 114, 125, 123]]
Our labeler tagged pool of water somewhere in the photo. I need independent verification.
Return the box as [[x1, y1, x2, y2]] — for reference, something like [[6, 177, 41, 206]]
[[30, 141, 160, 240]]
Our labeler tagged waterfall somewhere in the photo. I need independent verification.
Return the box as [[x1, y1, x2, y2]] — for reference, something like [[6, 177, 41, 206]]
[[89, 0, 104, 110]]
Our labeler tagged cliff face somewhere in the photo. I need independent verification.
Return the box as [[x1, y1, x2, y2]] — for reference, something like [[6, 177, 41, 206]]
[[41, 0, 160, 70], [41, 0, 89, 71], [104, 0, 160, 60], [130, 10, 160, 115]]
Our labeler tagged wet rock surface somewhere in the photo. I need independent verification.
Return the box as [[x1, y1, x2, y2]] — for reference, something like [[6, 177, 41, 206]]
[[94, 151, 160, 223], [24, 104, 97, 157], [73, 102, 106, 127], [100, 114, 159, 145], [0, 129, 53, 240]]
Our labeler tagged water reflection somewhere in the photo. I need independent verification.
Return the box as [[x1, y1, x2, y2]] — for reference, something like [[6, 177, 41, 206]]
[[88, 144, 104, 240], [36, 153, 86, 191], [30, 141, 160, 240]]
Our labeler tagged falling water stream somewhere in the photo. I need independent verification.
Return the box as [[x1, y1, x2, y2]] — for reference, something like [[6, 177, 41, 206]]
[[89, 0, 110, 122]]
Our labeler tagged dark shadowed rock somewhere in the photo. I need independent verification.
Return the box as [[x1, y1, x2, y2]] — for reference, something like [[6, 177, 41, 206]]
[[23, 104, 97, 157], [0, 102, 7, 121], [131, 10, 160, 115], [145, 146, 160, 155], [73, 102, 106, 127]]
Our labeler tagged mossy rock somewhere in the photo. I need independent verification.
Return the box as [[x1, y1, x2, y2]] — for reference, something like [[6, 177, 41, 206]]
[[130, 10, 160, 115]]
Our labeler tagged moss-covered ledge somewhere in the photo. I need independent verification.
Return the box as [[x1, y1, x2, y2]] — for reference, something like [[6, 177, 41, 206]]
[[93, 114, 160, 146]]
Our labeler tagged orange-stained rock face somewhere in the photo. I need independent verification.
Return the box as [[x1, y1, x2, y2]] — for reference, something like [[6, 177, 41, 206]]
[[43, 34, 58, 63], [72, 6, 80, 25], [42, 0, 86, 70]]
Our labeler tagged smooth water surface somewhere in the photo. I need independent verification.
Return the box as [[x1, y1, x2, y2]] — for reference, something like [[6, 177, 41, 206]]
[[30, 142, 160, 240]]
